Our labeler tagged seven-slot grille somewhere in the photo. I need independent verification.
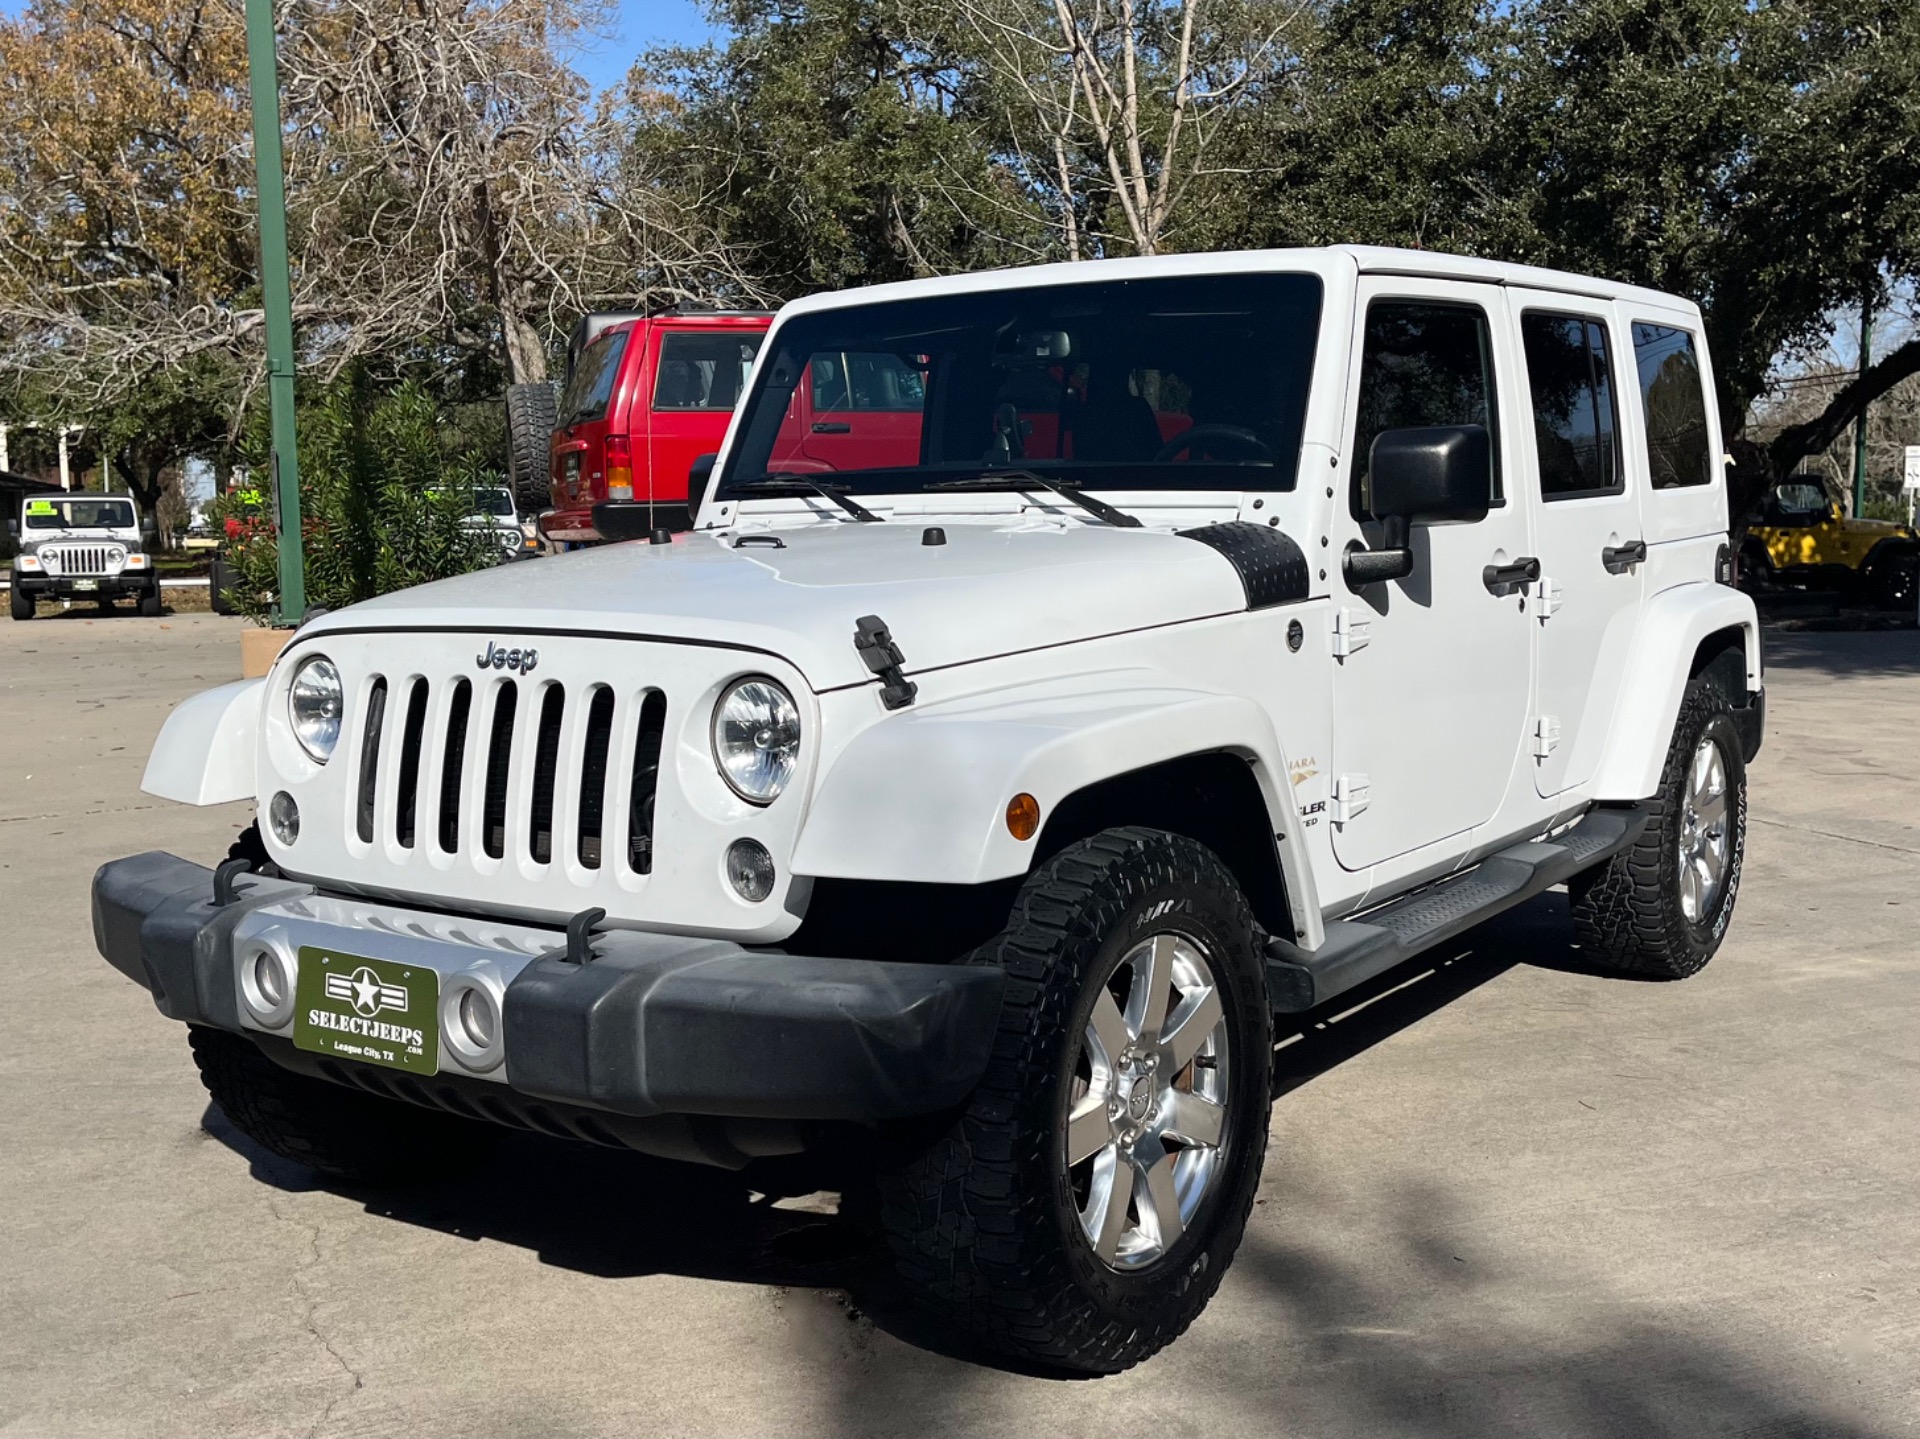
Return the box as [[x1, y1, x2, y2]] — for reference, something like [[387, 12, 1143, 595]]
[[350, 670, 668, 874], [44, 544, 123, 575]]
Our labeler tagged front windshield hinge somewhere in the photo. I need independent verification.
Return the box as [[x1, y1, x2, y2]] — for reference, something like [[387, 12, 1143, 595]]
[[853, 614, 918, 710]]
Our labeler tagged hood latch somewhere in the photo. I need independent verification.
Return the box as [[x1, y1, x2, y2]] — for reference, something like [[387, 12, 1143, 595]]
[[854, 614, 918, 710]]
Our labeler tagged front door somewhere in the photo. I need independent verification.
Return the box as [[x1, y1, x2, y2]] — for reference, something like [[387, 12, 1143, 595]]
[[1329, 281, 1535, 871], [795, 351, 927, 471], [1506, 292, 1646, 796]]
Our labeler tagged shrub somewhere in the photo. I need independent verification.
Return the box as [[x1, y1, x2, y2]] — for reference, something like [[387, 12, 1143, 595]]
[[209, 375, 503, 623]]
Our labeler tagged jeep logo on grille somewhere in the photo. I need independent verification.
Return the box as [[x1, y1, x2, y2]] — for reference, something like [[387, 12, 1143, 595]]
[[476, 640, 539, 675]]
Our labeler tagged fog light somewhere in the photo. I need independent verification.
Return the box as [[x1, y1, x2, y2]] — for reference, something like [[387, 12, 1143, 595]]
[[239, 946, 297, 1028], [725, 839, 776, 903], [269, 790, 300, 846], [440, 977, 505, 1072]]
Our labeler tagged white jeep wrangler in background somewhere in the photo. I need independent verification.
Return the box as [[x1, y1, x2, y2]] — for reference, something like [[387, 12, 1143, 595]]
[[11, 492, 162, 619], [93, 247, 1763, 1374]]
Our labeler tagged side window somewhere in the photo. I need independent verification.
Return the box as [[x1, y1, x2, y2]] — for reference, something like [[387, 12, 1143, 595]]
[[1520, 312, 1622, 499], [810, 352, 927, 413], [653, 332, 765, 412], [1630, 323, 1713, 489], [1351, 301, 1501, 520]]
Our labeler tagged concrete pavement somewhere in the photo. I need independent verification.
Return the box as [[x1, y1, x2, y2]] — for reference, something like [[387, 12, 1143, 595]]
[[2, 610, 1915, 1437]]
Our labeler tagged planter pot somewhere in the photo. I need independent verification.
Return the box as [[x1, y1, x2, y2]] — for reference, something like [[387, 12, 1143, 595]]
[[241, 626, 293, 679]]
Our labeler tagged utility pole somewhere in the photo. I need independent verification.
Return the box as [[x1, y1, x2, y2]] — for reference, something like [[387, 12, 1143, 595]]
[[243, 0, 306, 622], [58, 426, 71, 490], [1852, 294, 1873, 518]]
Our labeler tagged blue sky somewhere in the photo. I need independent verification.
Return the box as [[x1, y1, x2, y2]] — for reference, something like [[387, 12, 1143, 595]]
[[0, 0, 715, 94], [571, 0, 715, 92]]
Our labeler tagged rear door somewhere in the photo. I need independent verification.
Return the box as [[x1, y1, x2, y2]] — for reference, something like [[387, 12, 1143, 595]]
[[1505, 291, 1645, 796], [647, 327, 764, 501], [551, 326, 632, 510]]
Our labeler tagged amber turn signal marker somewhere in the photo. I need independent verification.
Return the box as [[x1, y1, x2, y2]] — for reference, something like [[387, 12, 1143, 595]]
[[1006, 793, 1040, 841]]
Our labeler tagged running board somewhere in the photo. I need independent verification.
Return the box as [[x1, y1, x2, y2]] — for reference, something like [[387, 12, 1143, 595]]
[[1266, 806, 1650, 1013]]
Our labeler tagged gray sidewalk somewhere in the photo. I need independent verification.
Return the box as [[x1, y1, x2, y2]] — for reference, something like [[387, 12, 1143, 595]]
[[3, 611, 1915, 1437]]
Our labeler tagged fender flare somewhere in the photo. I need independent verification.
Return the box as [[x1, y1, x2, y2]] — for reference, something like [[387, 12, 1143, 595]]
[[1590, 583, 1760, 802], [791, 671, 1322, 946], [1862, 534, 1920, 572], [141, 678, 263, 805]]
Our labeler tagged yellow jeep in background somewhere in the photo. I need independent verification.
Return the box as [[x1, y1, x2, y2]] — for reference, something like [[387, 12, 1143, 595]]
[[1742, 477, 1919, 611]]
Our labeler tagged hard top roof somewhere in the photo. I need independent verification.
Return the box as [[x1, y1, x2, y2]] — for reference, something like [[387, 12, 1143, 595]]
[[775, 245, 1700, 323]]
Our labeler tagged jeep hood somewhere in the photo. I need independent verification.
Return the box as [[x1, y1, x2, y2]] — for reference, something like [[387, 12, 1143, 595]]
[[304, 521, 1251, 690]]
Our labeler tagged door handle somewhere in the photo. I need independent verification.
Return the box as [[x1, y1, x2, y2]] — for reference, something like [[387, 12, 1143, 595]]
[[1602, 540, 1647, 574], [1482, 557, 1541, 593], [811, 422, 852, 434]]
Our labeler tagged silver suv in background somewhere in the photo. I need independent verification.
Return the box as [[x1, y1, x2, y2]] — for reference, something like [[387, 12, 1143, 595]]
[[9, 492, 160, 619]]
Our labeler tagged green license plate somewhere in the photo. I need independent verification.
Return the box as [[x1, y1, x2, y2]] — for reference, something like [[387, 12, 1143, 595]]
[[72, 578, 97, 592], [293, 948, 438, 1075]]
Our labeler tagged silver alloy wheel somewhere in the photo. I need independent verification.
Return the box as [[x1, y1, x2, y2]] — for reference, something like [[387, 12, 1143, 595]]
[[1677, 732, 1732, 923], [1064, 931, 1232, 1270]]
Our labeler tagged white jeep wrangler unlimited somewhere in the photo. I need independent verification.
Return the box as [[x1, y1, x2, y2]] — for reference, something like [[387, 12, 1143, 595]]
[[93, 247, 1762, 1373]]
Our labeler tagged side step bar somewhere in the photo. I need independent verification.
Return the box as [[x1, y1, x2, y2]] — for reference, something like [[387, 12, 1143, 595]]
[[1266, 805, 1650, 1013]]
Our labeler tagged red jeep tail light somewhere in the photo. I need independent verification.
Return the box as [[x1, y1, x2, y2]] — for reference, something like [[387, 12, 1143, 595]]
[[605, 434, 634, 500]]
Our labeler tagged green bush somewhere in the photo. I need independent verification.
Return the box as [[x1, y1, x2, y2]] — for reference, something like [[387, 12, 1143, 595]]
[[209, 375, 503, 623]]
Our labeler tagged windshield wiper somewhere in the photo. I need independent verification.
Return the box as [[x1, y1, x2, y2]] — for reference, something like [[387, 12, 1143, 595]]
[[732, 473, 882, 523], [926, 469, 1142, 528]]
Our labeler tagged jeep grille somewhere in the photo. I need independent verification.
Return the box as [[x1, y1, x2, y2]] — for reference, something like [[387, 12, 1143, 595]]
[[348, 669, 666, 875], [43, 543, 124, 576]]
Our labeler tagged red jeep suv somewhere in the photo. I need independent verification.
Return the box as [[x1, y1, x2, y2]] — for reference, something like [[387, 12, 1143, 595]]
[[544, 308, 773, 542]]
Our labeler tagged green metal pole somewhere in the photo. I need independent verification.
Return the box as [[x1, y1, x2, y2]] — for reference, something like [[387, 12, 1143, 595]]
[[1852, 295, 1872, 519], [243, 0, 305, 622]]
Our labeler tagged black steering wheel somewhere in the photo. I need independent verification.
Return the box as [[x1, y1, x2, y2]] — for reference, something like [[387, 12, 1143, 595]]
[[1154, 424, 1272, 463]]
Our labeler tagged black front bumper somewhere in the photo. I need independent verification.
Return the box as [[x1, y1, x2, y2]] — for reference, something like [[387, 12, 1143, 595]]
[[93, 852, 1004, 1136]]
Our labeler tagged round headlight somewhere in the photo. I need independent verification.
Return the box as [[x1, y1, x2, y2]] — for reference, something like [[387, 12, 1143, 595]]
[[288, 656, 344, 763], [711, 678, 801, 804]]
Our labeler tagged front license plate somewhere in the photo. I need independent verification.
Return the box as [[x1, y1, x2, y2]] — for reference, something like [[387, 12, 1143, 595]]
[[72, 578, 97, 592], [292, 948, 438, 1075]]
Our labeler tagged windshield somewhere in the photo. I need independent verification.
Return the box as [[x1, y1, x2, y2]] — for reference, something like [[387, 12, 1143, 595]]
[[471, 488, 515, 517], [720, 273, 1323, 500], [558, 330, 628, 427], [23, 498, 136, 530]]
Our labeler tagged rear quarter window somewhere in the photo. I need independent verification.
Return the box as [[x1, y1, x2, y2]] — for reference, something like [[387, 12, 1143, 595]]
[[1631, 323, 1714, 490], [558, 331, 628, 427]]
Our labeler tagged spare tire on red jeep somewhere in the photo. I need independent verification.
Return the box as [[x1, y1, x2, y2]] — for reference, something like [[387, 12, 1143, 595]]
[[506, 382, 558, 516]]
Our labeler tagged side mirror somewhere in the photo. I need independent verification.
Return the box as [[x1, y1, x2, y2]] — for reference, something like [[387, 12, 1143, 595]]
[[1828, 502, 1844, 524], [687, 452, 717, 519], [1366, 424, 1493, 525], [5, 519, 16, 539], [1347, 425, 1492, 587]]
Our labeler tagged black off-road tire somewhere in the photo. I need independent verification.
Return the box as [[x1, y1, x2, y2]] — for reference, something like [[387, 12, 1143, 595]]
[[877, 827, 1272, 1374], [1569, 676, 1748, 978], [506, 382, 558, 514], [190, 1027, 494, 1182], [9, 583, 32, 621], [1865, 549, 1918, 612]]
